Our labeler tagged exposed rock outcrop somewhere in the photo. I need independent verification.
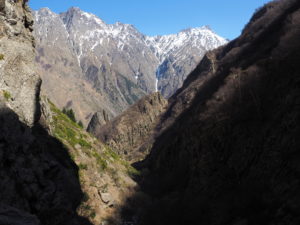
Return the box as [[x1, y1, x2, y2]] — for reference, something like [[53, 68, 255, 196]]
[[0, 1, 89, 224], [114, 0, 300, 224], [93, 92, 167, 161], [0, 103, 92, 225], [0, 0, 41, 126], [87, 109, 111, 135]]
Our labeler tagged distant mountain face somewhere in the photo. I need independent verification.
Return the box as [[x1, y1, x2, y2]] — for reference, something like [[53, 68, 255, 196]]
[[147, 26, 227, 97], [33, 7, 227, 124]]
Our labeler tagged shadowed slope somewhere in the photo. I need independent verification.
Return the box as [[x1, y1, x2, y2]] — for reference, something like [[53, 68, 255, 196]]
[[108, 0, 300, 224], [0, 105, 93, 225]]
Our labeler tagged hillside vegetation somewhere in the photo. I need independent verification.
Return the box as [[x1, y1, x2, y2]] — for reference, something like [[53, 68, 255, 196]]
[[44, 97, 139, 224]]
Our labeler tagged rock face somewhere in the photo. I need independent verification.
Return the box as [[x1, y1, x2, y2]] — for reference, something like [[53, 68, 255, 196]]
[[0, 0, 41, 126], [33, 7, 227, 124], [0, 105, 91, 225], [0, 1, 91, 224], [93, 92, 167, 161], [116, 0, 300, 224], [87, 109, 111, 135]]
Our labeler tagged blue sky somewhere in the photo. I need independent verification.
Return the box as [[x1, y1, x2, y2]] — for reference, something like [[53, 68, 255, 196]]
[[29, 0, 271, 40]]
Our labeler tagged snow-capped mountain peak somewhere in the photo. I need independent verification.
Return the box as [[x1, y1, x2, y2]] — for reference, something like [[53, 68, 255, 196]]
[[146, 25, 227, 63], [34, 7, 228, 100], [34, 7, 58, 22]]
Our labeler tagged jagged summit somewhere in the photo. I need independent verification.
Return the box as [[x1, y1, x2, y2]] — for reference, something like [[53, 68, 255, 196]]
[[55, 7, 227, 60], [33, 8, 58, 23], [180, 25, 213, 34], [66, 6, 82, 12], [61, 6, 107, 27], [37, 7, 53, 14], [146, 25, 227, 62], [35, 6, 227, 75]]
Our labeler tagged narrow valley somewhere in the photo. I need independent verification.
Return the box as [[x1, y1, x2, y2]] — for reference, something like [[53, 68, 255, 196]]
[[1, 0, 299, 225]]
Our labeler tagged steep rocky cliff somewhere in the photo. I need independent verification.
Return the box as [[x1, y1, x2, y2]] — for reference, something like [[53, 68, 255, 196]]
[[0, 104, 90, 225], [0, 1, 87, 224], [87, 109, 111, 135], [91, 92, 167, 161], [0, 0, 41, 126], [114, 0, 300, 224]]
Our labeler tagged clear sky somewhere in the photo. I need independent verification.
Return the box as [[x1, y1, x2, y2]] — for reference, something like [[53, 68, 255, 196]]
[[29, 0, 271, 40]]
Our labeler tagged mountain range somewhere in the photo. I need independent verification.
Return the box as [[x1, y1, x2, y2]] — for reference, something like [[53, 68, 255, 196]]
[[33, 7, 227, 125], [2, 0, 299, 225]]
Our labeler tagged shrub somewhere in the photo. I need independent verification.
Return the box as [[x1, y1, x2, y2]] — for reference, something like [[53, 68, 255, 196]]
[[82, 192, 89, 202], [108, 168, 120, 186], [62, 107, 77, 123], [105, 145, 119, 160], [81, 204, 91, 211], [0, 54, 4, 60], [126, 165, 141, 178], [90, 210, 96, 219], [3, 90, 11, 100], [79, 163, 88, 170], [78, 120, 84, 128], [78, 138, 92, 149], [92, 151, 108, 170], [66, 127, 76, 139]]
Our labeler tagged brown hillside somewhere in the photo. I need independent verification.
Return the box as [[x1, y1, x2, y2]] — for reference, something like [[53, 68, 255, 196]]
[[91, 92, 167, 162], [116, 0, 300, 224]]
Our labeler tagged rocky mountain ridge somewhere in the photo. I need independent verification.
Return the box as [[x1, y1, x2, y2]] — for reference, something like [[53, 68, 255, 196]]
[[1, 0, 300, 225], [147, 25, 227, 97], [33, 7, 227, 124], [90, 92, 168, 162]]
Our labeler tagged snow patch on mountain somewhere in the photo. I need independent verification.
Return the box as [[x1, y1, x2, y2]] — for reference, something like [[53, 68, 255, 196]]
[[146, 26, 227, 63], [34, 7, 228, 98]]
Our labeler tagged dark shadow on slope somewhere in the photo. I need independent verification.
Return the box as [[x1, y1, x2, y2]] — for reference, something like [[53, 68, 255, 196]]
[[105, 0, 300, 224], [125, 39, 300, 225], [161, 0, 300, 128], [136, 48, 300, 225], [0, 107, 92, 225]]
